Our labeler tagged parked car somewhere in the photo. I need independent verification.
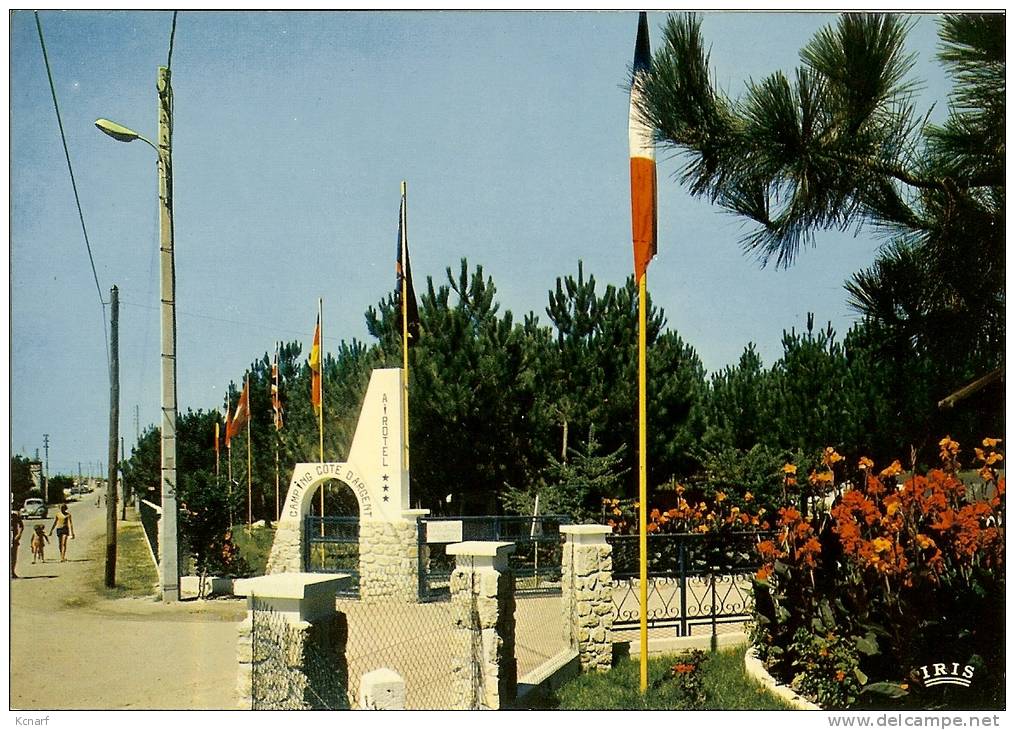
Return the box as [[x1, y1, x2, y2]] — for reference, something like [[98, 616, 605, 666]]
[[20, 498, 48, 520]]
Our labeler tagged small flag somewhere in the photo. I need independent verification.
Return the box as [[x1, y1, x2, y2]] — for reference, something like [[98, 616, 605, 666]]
[[396, 196, 421, 344], [629, 11, 657, 281], [271, 343, 284, 431], [229, 378, 250, 439], [309, 316, 322, 416], [215, 420, 221, 458], [224, 402, 233, 449]]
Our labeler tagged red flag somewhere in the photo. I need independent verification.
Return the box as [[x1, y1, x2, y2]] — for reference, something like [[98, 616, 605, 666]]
[[224, 402, 233, 449], [271, 343, 284, 431], [309, 317, 322, 416], [229, 379, 250, 440], [629, 11, 657, 281]]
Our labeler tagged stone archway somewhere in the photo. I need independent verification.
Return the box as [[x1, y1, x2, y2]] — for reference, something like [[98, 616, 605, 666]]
[[266, 463, 420, 602], [264, 369, 428, 602]]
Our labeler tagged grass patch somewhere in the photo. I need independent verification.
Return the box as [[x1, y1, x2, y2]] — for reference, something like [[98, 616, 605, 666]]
[[75, 518, 159, 603], [549, 646, 795, 710], [104, 520, 160, 598], [231, 523, 275, 576]]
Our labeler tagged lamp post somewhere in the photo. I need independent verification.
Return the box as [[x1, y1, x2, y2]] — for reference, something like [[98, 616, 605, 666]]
[[95, 65, 179, 602]]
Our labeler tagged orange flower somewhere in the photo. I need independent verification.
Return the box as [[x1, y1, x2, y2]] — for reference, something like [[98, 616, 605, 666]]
[[880, 460, 902, 479], [755, 564, 773, 582], [983, 437, 1002, 448], [823, 447, 844, 468], [744, 491, 754, 502], [672, 663, 696, 675], [782, 463, 797, 475], [858, 456, 874, 471], [715, 491, 727, 503]]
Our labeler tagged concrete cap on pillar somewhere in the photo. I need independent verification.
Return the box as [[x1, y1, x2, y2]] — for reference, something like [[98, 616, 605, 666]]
[[446, 540, 515, 571], [560, 524, 613, 545]]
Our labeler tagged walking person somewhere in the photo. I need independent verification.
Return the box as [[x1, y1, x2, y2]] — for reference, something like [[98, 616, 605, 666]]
[[48, 504, 75, 562], [10, 509, 24, 578], [31, 524, 49, 563]]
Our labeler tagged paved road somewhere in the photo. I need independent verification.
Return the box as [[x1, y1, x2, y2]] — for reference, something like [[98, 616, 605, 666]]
[[9, 500, 244, 710]]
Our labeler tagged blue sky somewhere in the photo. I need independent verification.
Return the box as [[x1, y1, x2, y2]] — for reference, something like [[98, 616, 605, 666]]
[[10, 10, 953, 475]]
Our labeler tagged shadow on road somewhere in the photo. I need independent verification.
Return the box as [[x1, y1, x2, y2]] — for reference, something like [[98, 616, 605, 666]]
[[13, 575, 59, 580]]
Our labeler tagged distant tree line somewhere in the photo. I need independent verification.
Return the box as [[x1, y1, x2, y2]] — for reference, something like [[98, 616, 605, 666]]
[[117, 256, 1000, 526]]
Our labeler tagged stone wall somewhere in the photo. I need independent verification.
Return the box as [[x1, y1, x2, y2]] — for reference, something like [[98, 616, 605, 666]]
[[561, 526, 614, 672], [237, 610, 349, 710], [265, 523, 301, 574], [359, 519, 419, 602]]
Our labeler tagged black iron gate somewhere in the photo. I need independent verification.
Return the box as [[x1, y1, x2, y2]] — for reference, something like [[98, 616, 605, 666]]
[[304, 515, 359, 597], [607, 531, 770, 636], [416, 515, 570, 601]]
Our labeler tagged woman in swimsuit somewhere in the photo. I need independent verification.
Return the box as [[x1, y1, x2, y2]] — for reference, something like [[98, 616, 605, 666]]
[[49, 504, 75, 562]]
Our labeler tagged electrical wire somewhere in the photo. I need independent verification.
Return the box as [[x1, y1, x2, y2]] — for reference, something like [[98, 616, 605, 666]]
[[167, 11, 178, 70], [119, 298, 316, 340], [34, 10, 110, 371]]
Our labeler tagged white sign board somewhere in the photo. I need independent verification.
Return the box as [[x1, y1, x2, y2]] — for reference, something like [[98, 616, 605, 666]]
[[426, 520, 463, 544]]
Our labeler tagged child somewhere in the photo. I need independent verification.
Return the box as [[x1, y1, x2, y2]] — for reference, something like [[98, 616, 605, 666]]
[[31, 524, 49, 564]]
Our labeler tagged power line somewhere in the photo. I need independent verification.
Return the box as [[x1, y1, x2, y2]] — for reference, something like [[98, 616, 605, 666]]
[[119, 298, 318, 340], [34, 10, 110, 372], [167, 11, 178, 70]]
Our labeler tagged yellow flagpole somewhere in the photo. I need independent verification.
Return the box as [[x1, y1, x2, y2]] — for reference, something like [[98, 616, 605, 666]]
[[318, 297, 325, 463], [246, 372, 252, 533], [400, 181, 410, 471], [638, 272, 649, 693], [275, 342, 280, 522], [227, 425, 233, 528], [318, 298, 325, 547]]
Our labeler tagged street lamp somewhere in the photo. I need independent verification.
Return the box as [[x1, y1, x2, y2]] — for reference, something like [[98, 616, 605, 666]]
[[95, 65, 179, 603]]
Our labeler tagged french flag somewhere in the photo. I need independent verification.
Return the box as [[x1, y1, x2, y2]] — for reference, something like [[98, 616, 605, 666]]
[[629, 11, 657, 281]]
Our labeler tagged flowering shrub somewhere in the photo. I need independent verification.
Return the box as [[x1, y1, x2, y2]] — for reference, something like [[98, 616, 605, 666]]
[[662, 649, 707, 707], [752, 438, 1004, 709], [603, 484, 768, 536]]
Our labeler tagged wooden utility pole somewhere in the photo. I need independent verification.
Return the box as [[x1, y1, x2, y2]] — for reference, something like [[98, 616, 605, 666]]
[[105, 285, 119, 588], [42, 434, 50, 503], [120, 435, 127, 521]]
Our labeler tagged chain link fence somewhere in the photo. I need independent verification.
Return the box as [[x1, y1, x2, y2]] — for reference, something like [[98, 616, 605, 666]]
[[340, 565, 459, 709]]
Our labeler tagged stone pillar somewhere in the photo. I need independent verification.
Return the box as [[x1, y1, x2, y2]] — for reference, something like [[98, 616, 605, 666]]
[[234, 574, 351, 710], [359, 668, 406, 709], [358, 518, 419, 602], [561, 525, 614, 672], [447, 541, 517, 710]]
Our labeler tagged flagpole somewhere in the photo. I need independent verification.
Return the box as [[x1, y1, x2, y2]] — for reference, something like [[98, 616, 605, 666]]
[[638, 272, 649, 693], [400, 181, 410, 472], [227, 395, 233, 528], [318, 297, 325, 463], [215, 421, 220, 480], [318, 298, 325, 550], [274, 342, 281, 523], [628, 12, 656, 694], [246, 372, 253, 533]]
